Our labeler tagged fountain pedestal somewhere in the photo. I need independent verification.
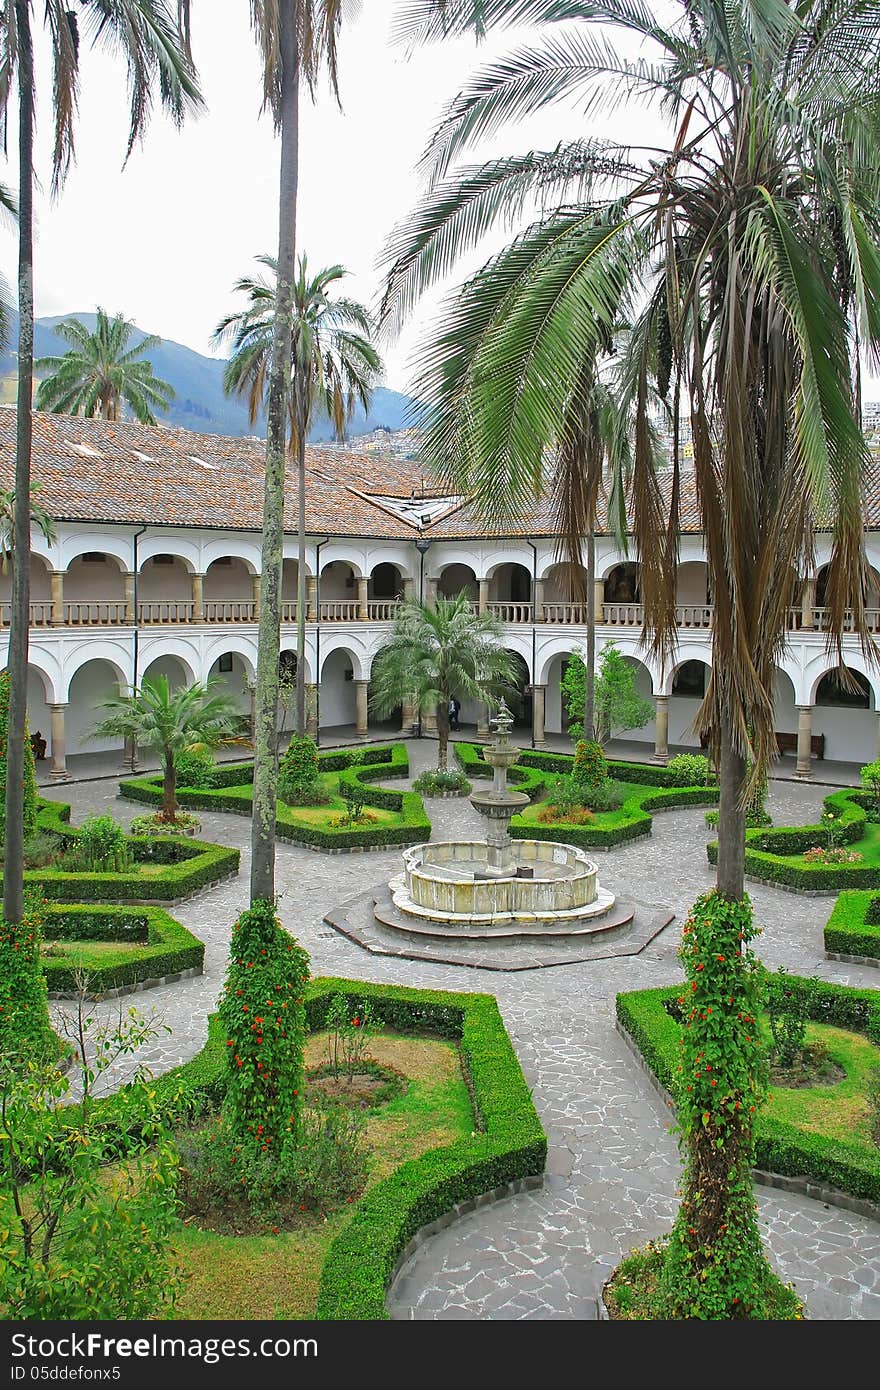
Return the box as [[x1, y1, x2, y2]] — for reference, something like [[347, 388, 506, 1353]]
[[469, 700, 530, 875]]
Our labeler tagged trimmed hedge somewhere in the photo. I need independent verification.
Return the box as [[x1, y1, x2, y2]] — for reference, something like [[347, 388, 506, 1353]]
[[454, 743, 717, 848], [824, 891, 880, 960], [119, 743, 430, 852], [24, 835, 239, 904], [41, 904, 204, 994], [52, 976, 546, 1320], [617, 978, 880, 1206], [709, 788, 880, 892]]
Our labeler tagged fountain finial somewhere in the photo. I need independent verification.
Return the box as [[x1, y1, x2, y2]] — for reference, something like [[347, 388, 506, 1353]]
[[490, 697, 514, 742]]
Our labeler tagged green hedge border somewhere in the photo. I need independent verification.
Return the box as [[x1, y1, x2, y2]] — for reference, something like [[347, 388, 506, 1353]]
[[617, 977, 880, 1205], [823, 891, 880, 960], [709, 788, 880, 892], [119, 744, 431, 852], [42, 904, 204, 994], [24, 834, 239, 905], [455, 742, 718, 848], [59, 976, 546, 1320]]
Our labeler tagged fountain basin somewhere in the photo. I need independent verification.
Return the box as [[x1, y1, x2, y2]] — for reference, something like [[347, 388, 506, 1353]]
[[398, 839, 607, 919]]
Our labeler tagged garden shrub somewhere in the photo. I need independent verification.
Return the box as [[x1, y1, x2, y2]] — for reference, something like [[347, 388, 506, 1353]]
[[174, 748, 218, 790], [666, 753, 711, 787], [128, 809, 202, 837], [62, 815, 133, 873], [39, 904, 205, 996], [572, 740, 608, 791], [0, 667, 38, 846], [766, 968, 816, 1068], [860, 761, 880, 822], [412, 767, 471, 796], [279, 735, 326, 806], [0, 889, 55, 1062], [868, 1066, 880, 1147], [218, 900, 311, 1151]]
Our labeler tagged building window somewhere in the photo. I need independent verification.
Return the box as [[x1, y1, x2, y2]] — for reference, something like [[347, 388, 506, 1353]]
[[815, 669, 871, 709], [672, 661, 707, 697]]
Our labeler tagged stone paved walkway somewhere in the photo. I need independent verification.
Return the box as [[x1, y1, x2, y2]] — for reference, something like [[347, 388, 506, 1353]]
[[44, 742, 880, 1320]]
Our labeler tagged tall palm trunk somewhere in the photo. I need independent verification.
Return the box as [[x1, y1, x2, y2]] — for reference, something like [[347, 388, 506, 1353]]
[[251, 1, 299, 904], [584, 527, 596, 742], [3, 2, 35, 927], [295, 412, 307, 736], [715, 708, 747, 899]]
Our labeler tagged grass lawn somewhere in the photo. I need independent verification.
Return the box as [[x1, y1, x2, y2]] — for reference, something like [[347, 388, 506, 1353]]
[[171, 1029, 475, 1320], [194, 772, 401, 831], [761, 1021, 880, 1148]]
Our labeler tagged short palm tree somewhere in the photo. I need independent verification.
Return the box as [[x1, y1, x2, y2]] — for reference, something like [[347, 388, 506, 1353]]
[[0, 1, 200, 928], [90, 675, 239, 823], [0, 486, 56, 573], [35, 309, 174, 423], [370, 594, 518, 770], [215, 255, 381, 736]]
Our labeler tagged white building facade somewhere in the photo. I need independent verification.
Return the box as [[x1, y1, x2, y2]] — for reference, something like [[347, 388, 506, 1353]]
[[2, 410, 879, 779]]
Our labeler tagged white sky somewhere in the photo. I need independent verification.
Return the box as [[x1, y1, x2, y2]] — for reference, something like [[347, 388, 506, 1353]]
[[1, 1, 878, 399]]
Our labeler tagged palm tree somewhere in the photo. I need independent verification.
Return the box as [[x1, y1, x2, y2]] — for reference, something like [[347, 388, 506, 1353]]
[[179, 0, 347, 906], [0, 182, 16, 352], [370, 594, 518, 770], [385, 0, 880, 1314], [35, 309, 175, 424], [90, 675, 239, 823], [0, 485, 56, 576], [0, 1, 201, 928], [215, 255, 381, 738]]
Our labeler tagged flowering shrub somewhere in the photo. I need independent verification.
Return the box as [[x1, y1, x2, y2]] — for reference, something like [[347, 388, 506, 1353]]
[[803, 846, 864, 865], [325, 994, 376, 1081], [0, 889, 55, 1062], [658, 890, 794, 1318], [0, 667, 38, 845], [572, 740, 608, 791], [218, 900, 310, 1152]]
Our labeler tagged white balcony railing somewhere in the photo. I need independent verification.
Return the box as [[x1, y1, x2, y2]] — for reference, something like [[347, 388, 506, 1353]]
[[542, 602, 590, 624], [602, 602, 644, 626], [1, 601, 52, 627], [280, 601, 298, 623], [319, 600, 360, 622], [674, 604, 713, 629], [366, 599, 399, 621]]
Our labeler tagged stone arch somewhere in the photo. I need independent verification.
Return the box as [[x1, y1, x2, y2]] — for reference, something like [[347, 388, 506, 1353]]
[[487, 562, 532, 605], [141, 651, 198, 690], [203, 555, 258, 615], [603, 560, 641, 602], [204, 636, 257, 683], [65, 656, 130, 756], [200, 539, 261, 575], [369, 560, 406, 600], [676, 560, 710, 607], [437, 562, 477, 601], [206, 649, 255, 720], [64, 550, 127, 615], [0, 553, 53, 612], [319, 645, 360, 730], [61, 534, 132, 572], [319, 640, 367, 683]]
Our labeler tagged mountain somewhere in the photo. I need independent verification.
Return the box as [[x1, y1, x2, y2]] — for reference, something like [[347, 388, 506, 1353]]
[[0, 310, 416, 441]]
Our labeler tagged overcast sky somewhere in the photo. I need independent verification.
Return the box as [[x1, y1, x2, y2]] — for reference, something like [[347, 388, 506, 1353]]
[[2, 2, 878, 400]]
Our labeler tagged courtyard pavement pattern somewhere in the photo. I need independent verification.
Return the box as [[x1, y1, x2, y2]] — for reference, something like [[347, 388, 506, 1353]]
[[46, 742, 880, 1320]]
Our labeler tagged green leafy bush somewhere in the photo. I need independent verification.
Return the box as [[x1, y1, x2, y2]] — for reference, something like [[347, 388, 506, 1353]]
[[62, 815, 133, 873], [412, 767, 472, 796], [666, 753, 711, 787], [174, 748, 218, 789], [0, 666, 38, 846], [128, 809, 202, 837], [711, 789, 880, 891], [28, 835, 239, 904], [766, 968, 816, 1068], [0, 889, 55, 1061], [39, 904, 204, 995], [279, 735, 327, 806], [572, 740, 608, 790], [219, 900, 311, 1152]]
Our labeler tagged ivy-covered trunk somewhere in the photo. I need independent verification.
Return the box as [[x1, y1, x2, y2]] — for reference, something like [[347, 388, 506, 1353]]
[[250, 4, 299, 905], [3, 1, 35, 928], [294, 423, 307, 737], [162, 751, 177, 823]]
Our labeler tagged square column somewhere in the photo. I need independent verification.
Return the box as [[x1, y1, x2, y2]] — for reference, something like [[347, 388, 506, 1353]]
[[425, 576, 438, 607], [477, 704, 490, 739], [795, 704, 814, 779], [403, 577, 415, 603], [50, 571, 65, 627], [593, 578, 605, 623], [424, 701, 438, 734], [357, 575, 369, 620], [401, 699, 416, 734], [49, 704, 71, 781], [252, 573, 261, 620], [801, 577, 816, 630], [305, 683, 319, 739], [307, 576, 318, 620], [478, 578, 489, 614], [532, 684, 546, 747], [123, 571, 135, 624], [653, 694, 669, 763], [191, 572, 205, 623], [533, 577, 545, 622]]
